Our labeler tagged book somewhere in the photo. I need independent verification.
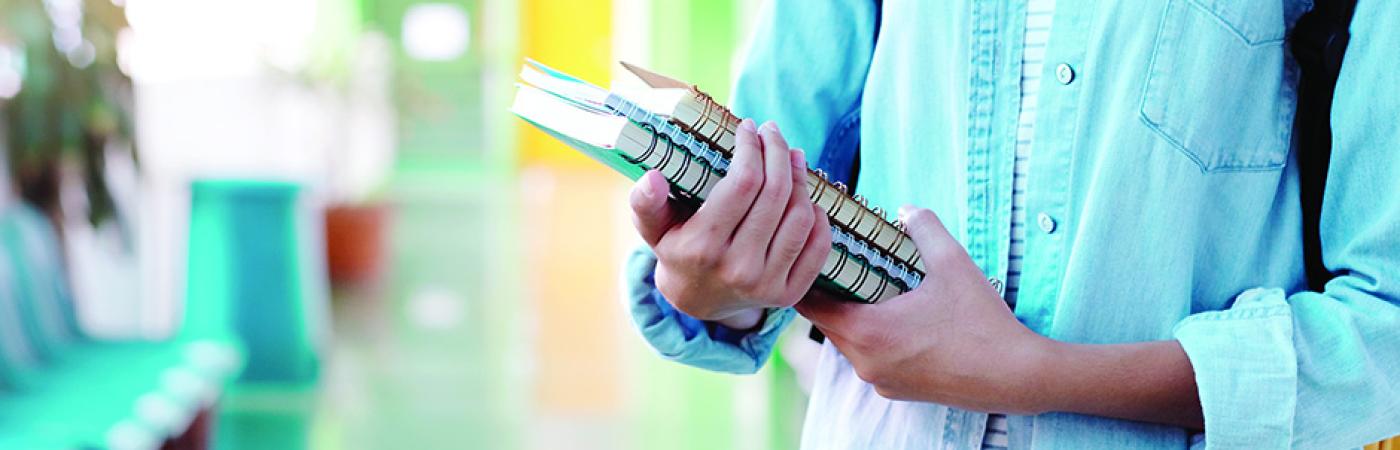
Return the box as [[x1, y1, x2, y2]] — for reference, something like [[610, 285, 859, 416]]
[[614, 63, 923, 272], [511, 60, 922, 303]]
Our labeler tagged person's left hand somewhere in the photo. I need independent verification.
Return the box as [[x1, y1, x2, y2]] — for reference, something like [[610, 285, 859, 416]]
[[795, 206, 1057, 415]]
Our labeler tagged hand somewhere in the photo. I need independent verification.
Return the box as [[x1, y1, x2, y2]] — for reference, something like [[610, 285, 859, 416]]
[[630, 119, 832, 329], [799, 207, 1205, 426], [796, 207, 1055, 414]]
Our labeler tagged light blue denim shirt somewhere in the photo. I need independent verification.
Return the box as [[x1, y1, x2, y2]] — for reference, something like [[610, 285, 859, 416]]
[[623, 0, 1400, 448]]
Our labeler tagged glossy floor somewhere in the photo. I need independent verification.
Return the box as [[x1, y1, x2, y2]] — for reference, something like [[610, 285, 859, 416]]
[[214, 167, 806, 449]]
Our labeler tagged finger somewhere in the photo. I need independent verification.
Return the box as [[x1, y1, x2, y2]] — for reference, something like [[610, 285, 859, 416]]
[[794, 288, 863, 336], [899, 206, 956, 272], [789, 149, 810, 190], [684, 118, 764, 241], [766, 150, 814, 276], [629, 170, 678, 247], [813, 324, 855, 356], [730, 121, 794, 261], [784, 203, 831, 296]]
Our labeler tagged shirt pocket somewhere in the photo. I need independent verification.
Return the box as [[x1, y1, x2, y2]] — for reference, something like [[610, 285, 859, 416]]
[[1140, 0, 1297, 172]]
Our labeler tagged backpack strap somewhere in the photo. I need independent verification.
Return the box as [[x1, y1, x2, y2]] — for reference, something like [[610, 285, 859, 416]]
[[1291, 0, 1358, 291]]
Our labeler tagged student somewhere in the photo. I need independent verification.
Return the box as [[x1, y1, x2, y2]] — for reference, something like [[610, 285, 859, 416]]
[[623, 0, 1400, 448]]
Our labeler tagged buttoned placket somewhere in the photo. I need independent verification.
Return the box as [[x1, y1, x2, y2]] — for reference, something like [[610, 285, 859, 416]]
[[950, 0, 1029, 448], [1008, 1, 1091, 446]]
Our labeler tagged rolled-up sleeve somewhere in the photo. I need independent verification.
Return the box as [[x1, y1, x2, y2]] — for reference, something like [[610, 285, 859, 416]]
[[1174, 4, 1400, 448], [620, 0, 878, 375], [624, 247, 795, 374]]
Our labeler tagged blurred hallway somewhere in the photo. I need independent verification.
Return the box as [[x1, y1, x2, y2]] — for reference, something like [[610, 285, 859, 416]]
[[0, 1, 811, 448], [283, 167, 805, 450], [274, 167, 663, 449], [310, 170, 532, 449]]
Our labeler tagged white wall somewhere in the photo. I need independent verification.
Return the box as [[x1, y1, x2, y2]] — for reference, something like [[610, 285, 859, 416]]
[[118, 0, 338, 338]]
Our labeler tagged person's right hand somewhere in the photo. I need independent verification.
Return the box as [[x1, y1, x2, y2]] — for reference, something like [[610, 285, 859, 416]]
[[629, 119, 832, 330]]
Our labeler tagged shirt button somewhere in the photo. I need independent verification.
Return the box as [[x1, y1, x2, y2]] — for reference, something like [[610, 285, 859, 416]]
[[1037, 212, 1058, 234], [1055, 63, 1075, 85]]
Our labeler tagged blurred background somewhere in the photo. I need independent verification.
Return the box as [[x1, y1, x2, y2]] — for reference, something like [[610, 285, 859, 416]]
[[0, 0, 818, 449]]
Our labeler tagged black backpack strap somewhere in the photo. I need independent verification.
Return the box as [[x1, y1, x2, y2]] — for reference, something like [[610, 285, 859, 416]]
[[1291, 0, 1358, 291]]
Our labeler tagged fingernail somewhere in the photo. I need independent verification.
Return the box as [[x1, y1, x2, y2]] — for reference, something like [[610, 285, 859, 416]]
[[759, 120, 778, 133], [654, 171, 672, 195], [639, 173, 656, 199], [791, 149, 806, 169], [739, 118, 757, 132], [644, 171, 667, 199]]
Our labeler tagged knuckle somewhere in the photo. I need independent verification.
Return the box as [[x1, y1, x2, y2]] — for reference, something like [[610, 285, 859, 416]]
[[792, 205, 815, 231], [815, 222, 833, 245], [760, 286, 787, 305], [722, 265, 763, 295], [736, 284, 765, 301], [777, 241, 804, 267], [672, 245, 717, 269], [814, 205, 831, 226], [756, 183, 784, 206], [729, 171, 761, 196], [776, 240, 803, 263]]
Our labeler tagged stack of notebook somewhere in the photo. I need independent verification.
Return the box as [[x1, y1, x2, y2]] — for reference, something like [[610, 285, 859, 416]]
[[511, 60, 921, 303]]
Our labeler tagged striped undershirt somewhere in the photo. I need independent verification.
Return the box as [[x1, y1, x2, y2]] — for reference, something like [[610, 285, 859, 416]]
[[985, 0, 1055, 448]]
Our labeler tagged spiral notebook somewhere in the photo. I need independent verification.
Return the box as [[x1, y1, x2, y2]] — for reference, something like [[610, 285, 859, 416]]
[[511, 60, 922, 303]]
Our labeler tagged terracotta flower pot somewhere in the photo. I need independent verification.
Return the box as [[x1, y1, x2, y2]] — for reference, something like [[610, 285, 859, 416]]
[[324, 203, 391, 286]]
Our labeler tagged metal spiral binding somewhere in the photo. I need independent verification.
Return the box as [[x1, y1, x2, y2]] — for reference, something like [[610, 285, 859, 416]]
[[605, 94, 731, 174], [628, 123, 712, 201], [830, 225, 922, 290], [607, 91, 922, 288], [690, 91, 739, 156]]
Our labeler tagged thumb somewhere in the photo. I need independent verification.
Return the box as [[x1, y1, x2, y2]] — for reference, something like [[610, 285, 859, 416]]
[[629, 170, 678, 247], [899, 206, 955, 272]]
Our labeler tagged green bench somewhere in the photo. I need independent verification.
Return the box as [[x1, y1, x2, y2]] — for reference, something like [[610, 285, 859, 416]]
[[0, 203, 244, 450]]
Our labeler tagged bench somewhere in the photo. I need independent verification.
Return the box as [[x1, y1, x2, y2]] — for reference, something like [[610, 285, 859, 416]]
[[0, 203, 244, 449]]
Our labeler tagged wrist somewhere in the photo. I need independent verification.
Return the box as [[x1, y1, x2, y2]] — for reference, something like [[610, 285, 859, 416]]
[[715, 307, 766, 332], [1014, 335, 1075, 415]]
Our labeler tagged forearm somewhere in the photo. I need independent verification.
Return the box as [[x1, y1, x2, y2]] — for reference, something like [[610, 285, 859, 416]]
[[1033, 339, 1204, 430]]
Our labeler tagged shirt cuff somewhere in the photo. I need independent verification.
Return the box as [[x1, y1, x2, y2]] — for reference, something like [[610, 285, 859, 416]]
[[1173, 287, 1298, 450], [623, 246, 795, 374]]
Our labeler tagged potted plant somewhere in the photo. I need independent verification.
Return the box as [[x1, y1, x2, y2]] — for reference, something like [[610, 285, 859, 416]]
[[305, 22, 398, 288], [2, 0, 135, 233], [251, 0, 398, 288]]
